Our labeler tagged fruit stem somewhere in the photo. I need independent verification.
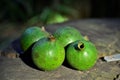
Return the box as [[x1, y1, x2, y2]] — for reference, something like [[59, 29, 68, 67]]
[[75, 42, 84, 50], [48, 35, 55, 42], [41, 26, 46, 31]]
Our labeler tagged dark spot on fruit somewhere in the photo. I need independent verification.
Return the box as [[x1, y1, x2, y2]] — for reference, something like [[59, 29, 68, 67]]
[[34, 53, 39, 58], [54, 57, 58, 61]]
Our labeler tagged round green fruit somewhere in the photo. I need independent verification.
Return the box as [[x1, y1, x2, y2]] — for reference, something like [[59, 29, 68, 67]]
[[20, 26, 49, 51], [66, 40, 98, 71], [53, 26, 83, 47], [32, 36, 65, 71]]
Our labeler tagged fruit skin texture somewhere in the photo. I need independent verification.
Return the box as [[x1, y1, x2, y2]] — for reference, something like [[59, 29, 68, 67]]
[[66, 40, 98, 71], [32, 37, 65, 71], [53, 26, 83, 47], [20, 27, 49, 51]]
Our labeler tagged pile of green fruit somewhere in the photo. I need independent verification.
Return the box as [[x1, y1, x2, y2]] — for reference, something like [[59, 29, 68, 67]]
[[20, 26, 98, 71]]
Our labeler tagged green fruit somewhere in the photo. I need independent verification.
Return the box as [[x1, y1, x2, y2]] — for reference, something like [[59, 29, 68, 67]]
[[46, 12, 68, 24], [53, 26, 83, 47], [32, 36, 65, 71], [20, 26, 49, 51], [66, 40, 98, 70]]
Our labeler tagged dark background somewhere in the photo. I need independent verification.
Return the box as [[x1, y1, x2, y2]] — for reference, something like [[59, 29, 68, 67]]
[[0, 0, 120, 24]]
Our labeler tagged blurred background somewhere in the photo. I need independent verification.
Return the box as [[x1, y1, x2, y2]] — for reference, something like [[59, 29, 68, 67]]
[[0, 0, 120, 24], [0, 0, 120, 49]]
